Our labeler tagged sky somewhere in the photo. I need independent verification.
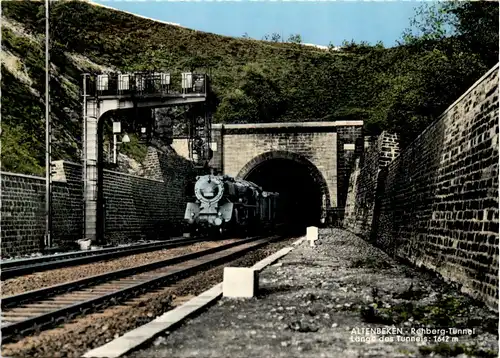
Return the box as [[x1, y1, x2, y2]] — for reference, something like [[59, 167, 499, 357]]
[[90, 1, 425, 48]]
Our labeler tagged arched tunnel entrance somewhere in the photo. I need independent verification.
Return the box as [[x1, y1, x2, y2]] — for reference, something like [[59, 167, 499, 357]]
[[238, 153, 329, 228]]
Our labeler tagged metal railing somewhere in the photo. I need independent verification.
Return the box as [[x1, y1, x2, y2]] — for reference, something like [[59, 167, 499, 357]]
[[84, 72, 207, 97]]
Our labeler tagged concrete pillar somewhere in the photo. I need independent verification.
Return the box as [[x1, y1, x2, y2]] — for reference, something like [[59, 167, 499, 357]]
[[222, 267, 259, 298], [84, 101, 99, 242], [84, 99, 120, 243]]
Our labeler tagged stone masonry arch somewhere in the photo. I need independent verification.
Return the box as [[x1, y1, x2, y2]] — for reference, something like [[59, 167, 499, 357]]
[[237, 150, 331, 209], [237, 150, 330, 223], [209, 121, 364, 224]]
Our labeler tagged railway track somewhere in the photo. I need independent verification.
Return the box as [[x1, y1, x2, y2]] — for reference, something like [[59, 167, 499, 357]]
[[0, 237, 206, 280], [1, 235, 280, 343]]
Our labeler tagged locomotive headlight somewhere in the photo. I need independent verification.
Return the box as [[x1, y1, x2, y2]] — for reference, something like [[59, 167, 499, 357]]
[[218, 212, 222, 216], [191, 212, 195, 217]]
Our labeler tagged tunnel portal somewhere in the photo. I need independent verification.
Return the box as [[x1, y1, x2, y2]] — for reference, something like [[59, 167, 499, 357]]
[[243, 158, 323, 227]]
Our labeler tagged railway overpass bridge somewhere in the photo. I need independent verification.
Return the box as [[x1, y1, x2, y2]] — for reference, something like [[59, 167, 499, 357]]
[[82, 72, 209, 245]]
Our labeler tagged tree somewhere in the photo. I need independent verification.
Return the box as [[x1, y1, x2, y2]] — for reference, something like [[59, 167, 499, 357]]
[[287, 34, 302, 44], [260, 33, 282, 42], [327, 42, 338, 51], [450, 1, 499, 67], [340, 40, 372, 54], [270, 33, 281, 43], [400, 0, 499, 67], [400, 2, 457, 44], [215, 64, 287, 123], [390, 0, 498, 146], [215, 89, 259, 123]]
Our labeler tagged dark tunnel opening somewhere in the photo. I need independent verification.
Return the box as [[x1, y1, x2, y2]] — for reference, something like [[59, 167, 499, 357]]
[[243, 159, 323, 227]]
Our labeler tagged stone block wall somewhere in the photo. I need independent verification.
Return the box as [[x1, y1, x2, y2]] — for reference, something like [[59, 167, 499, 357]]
[[344, 64, 499, 310], [377, 65, 499, 309], [377, 132, 399, 167], [209, 126, 223, 173], [103, 147, 195, 244], [343, 132, 399, 237], [220, 128, 338, 210], [336, 125, 364, 218], [1, 148, 195, 257], [51, 162, 84, 248], [1, 161, 83, 256], [142, 147, 166, 181], [102, 170, 169, 244], [1, 173, 48, 256], [210, 122, 365, 223]]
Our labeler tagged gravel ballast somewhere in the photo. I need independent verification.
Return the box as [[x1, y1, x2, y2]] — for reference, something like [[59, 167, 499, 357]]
[[1, 239, 238, 297], [0, 235, 301, 358], [128, 228, 498, 358]]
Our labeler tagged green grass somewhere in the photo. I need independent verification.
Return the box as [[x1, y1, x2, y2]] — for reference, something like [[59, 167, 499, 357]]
[[119, 135, 149, 163]]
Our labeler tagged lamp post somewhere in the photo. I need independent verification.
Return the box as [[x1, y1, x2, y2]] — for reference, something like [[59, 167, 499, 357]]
[[45, 0, 52, 249]]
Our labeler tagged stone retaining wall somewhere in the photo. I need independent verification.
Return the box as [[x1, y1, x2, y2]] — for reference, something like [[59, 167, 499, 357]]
[[1, 148, 195, 257], [344, 64, 499, 310]]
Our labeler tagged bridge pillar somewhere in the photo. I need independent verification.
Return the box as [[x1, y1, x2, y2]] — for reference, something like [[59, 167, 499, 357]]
[[84, 98, 122, 244], [83, 107, 97, 242]]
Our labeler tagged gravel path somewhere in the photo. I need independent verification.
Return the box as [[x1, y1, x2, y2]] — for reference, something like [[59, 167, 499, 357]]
[[0, 236, 301, 358], [1, 239, 238, 297], [129, 228, 498, 358]]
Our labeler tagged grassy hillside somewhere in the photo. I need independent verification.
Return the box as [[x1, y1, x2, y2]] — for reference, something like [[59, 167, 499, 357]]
[[1, 0, 497, 175]]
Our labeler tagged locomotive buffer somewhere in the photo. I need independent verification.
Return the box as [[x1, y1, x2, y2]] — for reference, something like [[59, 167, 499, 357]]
[[185, 174, 279, 235]]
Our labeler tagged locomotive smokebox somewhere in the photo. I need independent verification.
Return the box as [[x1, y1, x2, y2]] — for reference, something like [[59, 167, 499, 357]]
[[185, 174, 280, 235]]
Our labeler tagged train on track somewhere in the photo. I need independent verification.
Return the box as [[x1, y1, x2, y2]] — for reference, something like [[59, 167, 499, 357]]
[[184, 174, 280, 235]]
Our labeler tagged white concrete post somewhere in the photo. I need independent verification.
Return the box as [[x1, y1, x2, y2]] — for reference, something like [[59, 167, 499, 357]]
[[222, 267, 259, 298], [307, 226, 318, 247]]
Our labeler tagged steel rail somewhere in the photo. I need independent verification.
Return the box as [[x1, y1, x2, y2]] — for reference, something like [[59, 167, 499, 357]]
[[1, 236, 260, 309], [0, 237, 206, 279], [1, 235, 279, 343]]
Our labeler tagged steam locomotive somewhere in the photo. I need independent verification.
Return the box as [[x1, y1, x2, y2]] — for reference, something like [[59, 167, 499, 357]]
[[184, 174, 279, 234]]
